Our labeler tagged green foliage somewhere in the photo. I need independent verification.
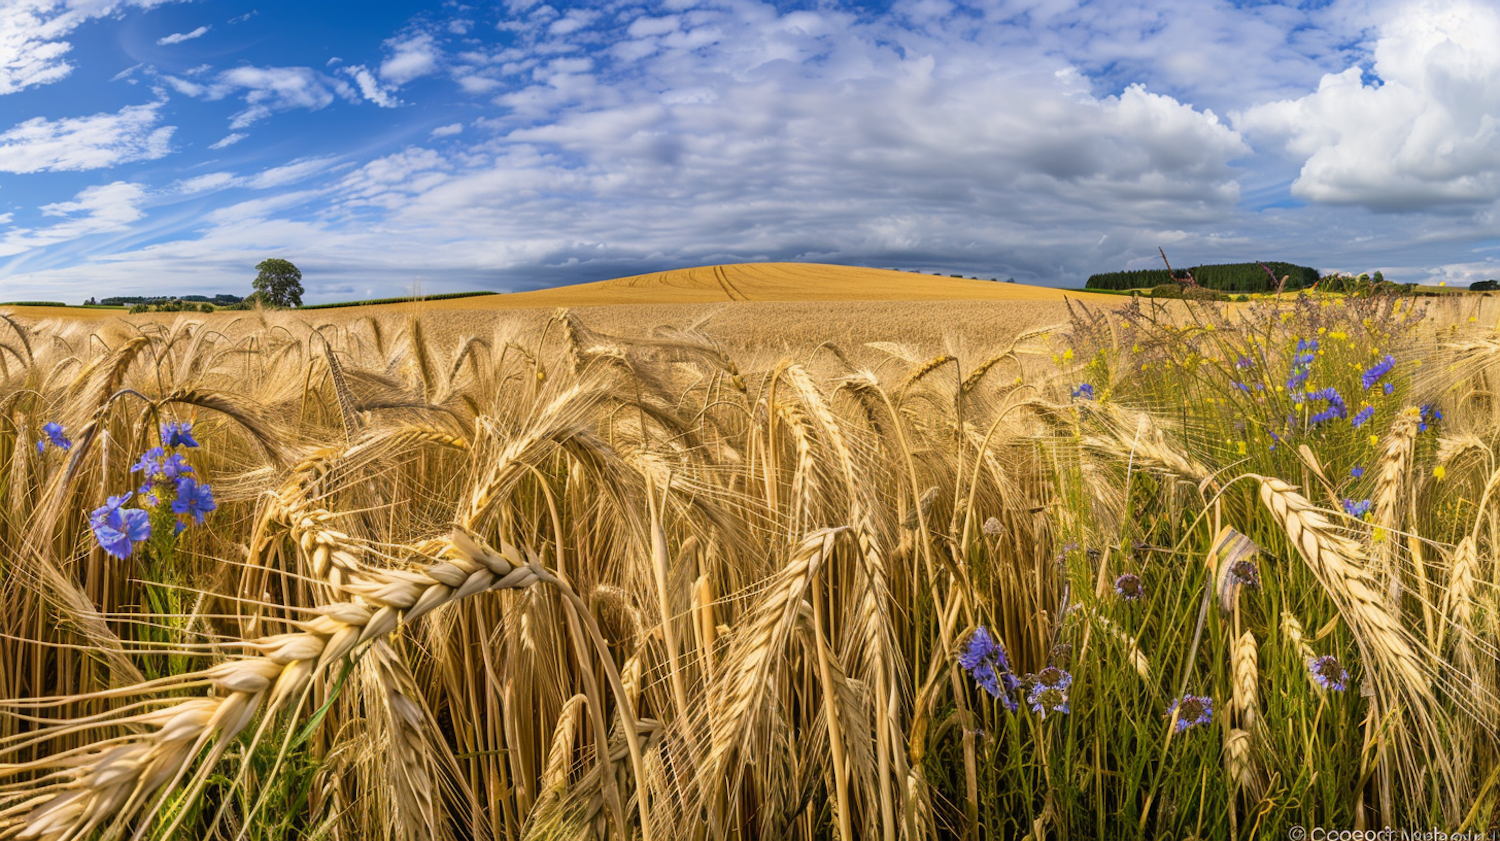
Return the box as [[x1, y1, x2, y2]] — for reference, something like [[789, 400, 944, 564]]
[[102, 294, 241, 306], [1471, 279, 1499, 292], [1087, 261, 1319, 292], [128, 300, 215, 314], [0, 301, 68, 307], [253, 258, 304, 308]]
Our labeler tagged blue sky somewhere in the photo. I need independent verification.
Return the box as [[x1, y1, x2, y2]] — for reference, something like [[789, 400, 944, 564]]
[[2, 0, 1500, 303]]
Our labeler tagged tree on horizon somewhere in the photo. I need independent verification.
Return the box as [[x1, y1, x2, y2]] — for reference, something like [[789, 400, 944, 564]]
[[252, 259, 304, 308]]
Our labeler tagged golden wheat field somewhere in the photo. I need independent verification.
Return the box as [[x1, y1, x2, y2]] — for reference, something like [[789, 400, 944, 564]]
[[3, 273, 1500, 840]]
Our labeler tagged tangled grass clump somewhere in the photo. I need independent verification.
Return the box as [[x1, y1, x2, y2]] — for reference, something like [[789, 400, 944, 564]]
[[0, 293, 1498, 840]]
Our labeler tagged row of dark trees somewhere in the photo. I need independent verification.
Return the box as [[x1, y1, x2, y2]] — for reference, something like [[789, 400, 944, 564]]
[[1085, 261, 1320, 292]]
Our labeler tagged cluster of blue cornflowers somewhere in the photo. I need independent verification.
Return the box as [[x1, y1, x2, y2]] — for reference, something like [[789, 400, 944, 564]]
[[85, 421, 216, 559], [1342, 498, 1372, 519], [1418, 404, 1443, 433], [1071, 383, 1095, 400], [1361, 355, 1396, 391], [1024, 666, 1073, 719], [958, 627, 1077, 719]]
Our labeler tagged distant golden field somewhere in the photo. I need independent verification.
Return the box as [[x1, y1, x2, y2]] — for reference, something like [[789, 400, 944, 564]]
[[3, 275, 1500, 840]]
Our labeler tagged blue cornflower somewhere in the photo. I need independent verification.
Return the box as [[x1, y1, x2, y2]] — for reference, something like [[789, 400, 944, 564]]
[[1342, 498, 1372, 518], [1383, 382, 1394, 395], [1287, 368, 1311, 394], [1032, 666, 1073, 691], [1072, 383, 1095, 400], [1350, 466, 1365, 478], [161, 452, 194, 480], [171, 477, 216, 525], [1296, 338, 1320, 353], [162, 421, 199, 448], [959, 626, 1019, 710], [131, 447, 165, 478], [1306, 387, 1347, 425], [1168, 694, 1214, 732], [1114, 572, 1144, 601], [1231, 382, 1251, 393], [1024, 667, 1073, 718], [1308, 655, 1350, 692], [1351, 405, 1374, 428], [959, 627, 1001, 671], [1235, 356, 1253, 369], [37, 422, 72, 453], [89, 493, 131, 528], [1028, 684, 1070, 718], [89, 497, 151, 559], [1361, 355, 1395, 390]]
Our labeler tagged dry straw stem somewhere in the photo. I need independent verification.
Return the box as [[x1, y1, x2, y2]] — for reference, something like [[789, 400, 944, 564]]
[[0, 527, 554, 841], [1280, 610, 1322, 694], [1090, 612, 1151, 683], [1254, 475, 1465, 815]]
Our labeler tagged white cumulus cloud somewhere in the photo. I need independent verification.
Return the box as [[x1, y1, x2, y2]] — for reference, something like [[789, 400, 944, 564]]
[[0, 102, 173, 173], [380, 32, 439, 85], [1237, 0, 1500, 211]]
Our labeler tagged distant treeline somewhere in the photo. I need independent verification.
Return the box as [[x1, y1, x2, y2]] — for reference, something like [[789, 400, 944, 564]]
[[99, 294, 243, 306], [1085, 262, 1320, 292], [300, 291, 499, 310]]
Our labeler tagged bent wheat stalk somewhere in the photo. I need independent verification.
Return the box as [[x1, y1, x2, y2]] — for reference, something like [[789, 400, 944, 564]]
[[1253, 475, 1463, 817], [0, 528, 551, 841]]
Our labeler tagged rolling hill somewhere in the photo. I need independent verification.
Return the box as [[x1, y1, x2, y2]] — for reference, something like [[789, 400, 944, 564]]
[[422, 262, 1116, 309]]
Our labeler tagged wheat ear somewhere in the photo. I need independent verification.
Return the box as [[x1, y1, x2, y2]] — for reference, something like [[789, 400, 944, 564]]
[[1232, 630, 1259, 731], [1439, 536, 1478, 670]]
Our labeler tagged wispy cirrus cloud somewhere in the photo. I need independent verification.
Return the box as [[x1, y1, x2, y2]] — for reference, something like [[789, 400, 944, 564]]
[[0, 0, 188, 96], [163, 65, 358, 129], [157, 25, 209, 46], [0, 182, 147, 257]]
